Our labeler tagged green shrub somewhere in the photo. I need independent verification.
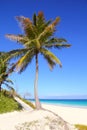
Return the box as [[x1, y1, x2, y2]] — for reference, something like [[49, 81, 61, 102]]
[[75, 124, 87, 130], [0, 90, 22, 114]]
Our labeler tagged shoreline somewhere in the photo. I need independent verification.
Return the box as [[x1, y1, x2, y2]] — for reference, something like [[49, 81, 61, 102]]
[[30, 99, 87, 109], [42, 102, 87, 109], [31, 100, 87, 109]]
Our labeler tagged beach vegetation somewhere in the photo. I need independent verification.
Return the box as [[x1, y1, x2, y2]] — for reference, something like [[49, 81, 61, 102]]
[[0, 90, 22, 114], [0, 89, 35, 113], [15, 114, 71, 130], [0, 52, 15, 93], [75, 124, 87, 130], [5, 11, 71, 109]]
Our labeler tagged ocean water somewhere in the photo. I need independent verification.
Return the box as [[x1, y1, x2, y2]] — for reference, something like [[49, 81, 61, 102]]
[[28, 99, 87, 108]]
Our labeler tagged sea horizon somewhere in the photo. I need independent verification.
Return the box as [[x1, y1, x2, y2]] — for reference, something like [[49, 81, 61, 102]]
[[28, 98, 87, 108]]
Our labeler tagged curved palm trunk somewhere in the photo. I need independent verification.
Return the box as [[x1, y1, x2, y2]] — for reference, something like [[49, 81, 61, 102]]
[[34, 53, 42, 109]]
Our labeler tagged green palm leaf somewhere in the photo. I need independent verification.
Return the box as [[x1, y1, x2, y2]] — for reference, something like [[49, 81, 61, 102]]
[[5, 78, 13, 84], [40, 48, 62, 67], [6, 34, 29, 46], [15, 49, 35, 73], [4, 83, 14, 91], [0, 52, 14, 92], [45, 43, 71, 49], [45, 38, 67, 44], [16, 16, 36, 39], [43, 55, 56, 70], [4, 49, 29, 63]]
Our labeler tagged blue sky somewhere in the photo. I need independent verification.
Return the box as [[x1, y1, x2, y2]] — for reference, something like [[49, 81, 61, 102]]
[[0, 0, 87, 98]]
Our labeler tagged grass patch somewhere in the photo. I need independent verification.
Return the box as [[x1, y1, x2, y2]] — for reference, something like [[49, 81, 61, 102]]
[[0, 90, 22, 114], [75, 124, 87, 130]]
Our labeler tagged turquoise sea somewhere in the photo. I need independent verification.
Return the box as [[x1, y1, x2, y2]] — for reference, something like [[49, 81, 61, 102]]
[[28, 99, 87, 108]]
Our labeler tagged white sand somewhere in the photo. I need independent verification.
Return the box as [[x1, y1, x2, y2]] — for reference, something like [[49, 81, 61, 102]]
[[42, 104, 87, 125], [0, 104, 87, 130]]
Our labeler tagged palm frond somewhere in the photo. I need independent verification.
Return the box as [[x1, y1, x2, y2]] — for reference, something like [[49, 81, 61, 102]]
[[45, 38, 67, 44], [47, 17, 60, 32], [33, 11, 52, 37], [16, 50, 30, 70], [0, 54, 14, 90], [18, 54, 34, 73], [7, 63, 17, 74], [37, 26, 53, 44], [16, 16, 32, 29], [15, 50, 35, 73], [6, 34, 23, 41], [4, 49, 29, 63], [45, 43, 71, 49], [0, 72, 7, 83], [37, 17, 60, 44], [33, 13, 37, 26], [16, 16, 36, 39], [53, 43, 71, 49], [0, 53, 9, 82], [52, 17, 60, 26], [16, 16, 26, 23], [43, 38, 71, 49], [40, 48, 62, 67], [37, 11, 45, 26], [42, 54, 56, 70], [5, 78, 13, 84], [6, 34, 29, 45], [4, 83, 14, 91], [24, 39, 36, 48]]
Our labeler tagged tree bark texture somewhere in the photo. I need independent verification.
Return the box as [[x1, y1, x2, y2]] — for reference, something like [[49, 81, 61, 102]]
[[34, 53, 42, 109]]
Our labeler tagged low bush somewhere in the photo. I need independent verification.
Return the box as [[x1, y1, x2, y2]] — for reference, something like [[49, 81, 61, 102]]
[[0, 90, 22, 114], [75, 124, 87, 130]]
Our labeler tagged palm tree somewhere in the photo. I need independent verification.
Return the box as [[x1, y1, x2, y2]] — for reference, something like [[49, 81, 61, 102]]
[[0, 52, 14, 92], [5, 11, 71, 109]]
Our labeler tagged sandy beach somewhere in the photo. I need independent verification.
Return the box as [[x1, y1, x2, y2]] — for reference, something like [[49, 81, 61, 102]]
[[42, 104, 87, 125], [0, 104, 87, 130]]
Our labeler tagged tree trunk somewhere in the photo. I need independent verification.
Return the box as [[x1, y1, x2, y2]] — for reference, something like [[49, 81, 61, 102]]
[[34, 53, 42, 109], [0, 84, 1, 92]]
